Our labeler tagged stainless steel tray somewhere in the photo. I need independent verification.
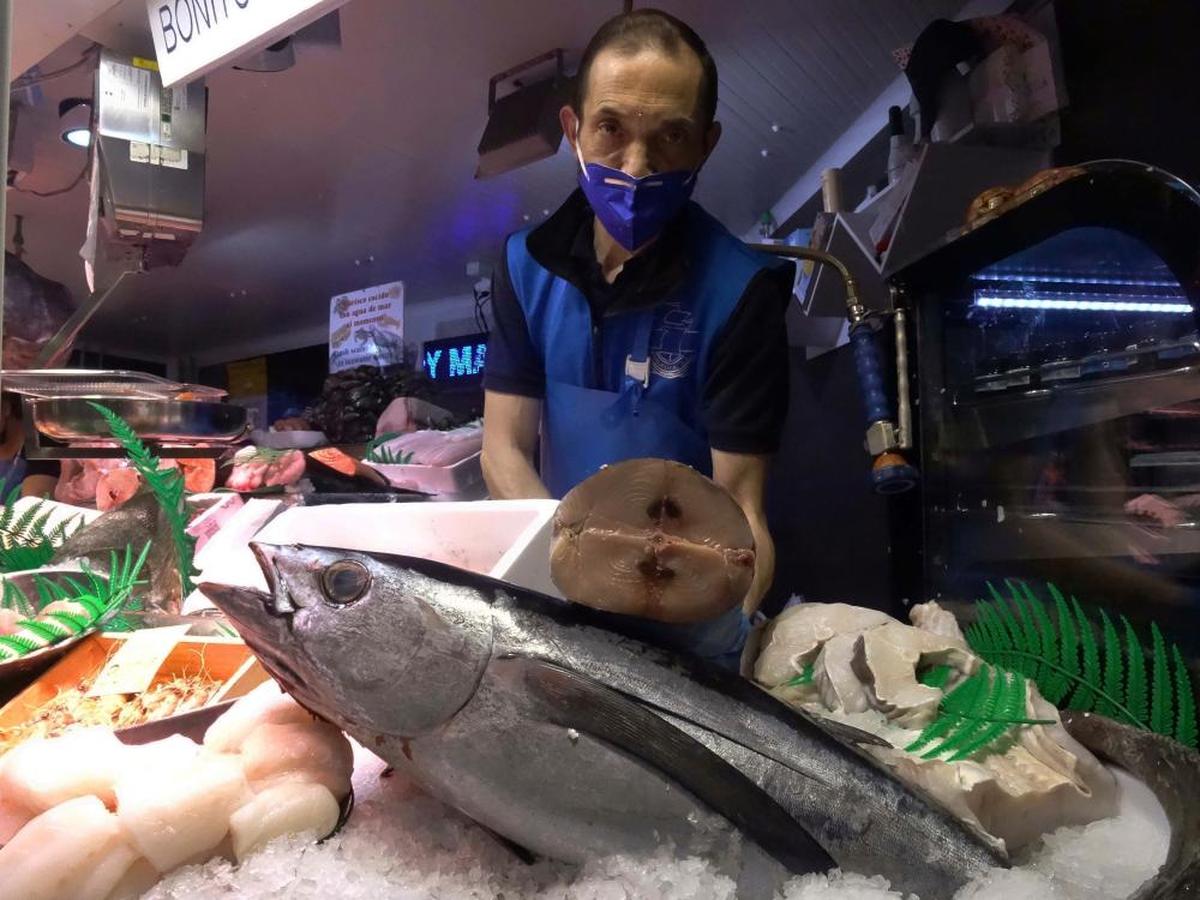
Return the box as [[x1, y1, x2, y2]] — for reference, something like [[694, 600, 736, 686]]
[[1, 369, 226, 401], [31, 398, 248, 444]]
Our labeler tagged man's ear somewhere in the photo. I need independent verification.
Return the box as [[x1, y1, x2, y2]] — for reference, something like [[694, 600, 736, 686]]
[[560, 105, 581, 154]]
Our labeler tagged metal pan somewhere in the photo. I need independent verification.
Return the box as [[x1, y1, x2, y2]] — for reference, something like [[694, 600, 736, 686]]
[[31, 398, 248, 444], [1, 369, 226, 401]]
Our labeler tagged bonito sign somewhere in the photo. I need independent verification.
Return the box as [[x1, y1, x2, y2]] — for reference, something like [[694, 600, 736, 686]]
[[146, 0, 350, 88]]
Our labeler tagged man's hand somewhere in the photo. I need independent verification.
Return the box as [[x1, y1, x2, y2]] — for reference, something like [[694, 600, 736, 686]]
[[1126, 493, 1186, 529], [711, 449, 773, 616], [481, 391, 552, 500]]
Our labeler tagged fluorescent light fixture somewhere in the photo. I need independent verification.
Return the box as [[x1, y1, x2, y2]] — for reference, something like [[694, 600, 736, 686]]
[[975, 295, 1193, 314], [62, 127, 91, 147], [973, 272, 1180, 288]]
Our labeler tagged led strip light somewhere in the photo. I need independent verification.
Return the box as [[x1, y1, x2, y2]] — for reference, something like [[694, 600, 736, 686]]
[[975, 295, 1193, 314]]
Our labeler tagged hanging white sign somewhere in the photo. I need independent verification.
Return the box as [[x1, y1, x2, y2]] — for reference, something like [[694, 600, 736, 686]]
[[145, 0, 350, 88], [329, 281, 405, 373]]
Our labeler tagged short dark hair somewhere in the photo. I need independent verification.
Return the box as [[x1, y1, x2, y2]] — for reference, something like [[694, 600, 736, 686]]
[[573, 9, 718, 126]]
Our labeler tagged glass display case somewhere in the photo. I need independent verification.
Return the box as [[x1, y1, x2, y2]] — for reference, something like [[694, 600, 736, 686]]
[[893, 161, 1200, 655]]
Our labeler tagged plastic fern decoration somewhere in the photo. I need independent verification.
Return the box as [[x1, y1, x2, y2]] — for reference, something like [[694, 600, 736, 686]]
[[87, 402, 198, 595], [784, 664, 815, 688], [905, 664, 1053, 762], [0, 541, 150, 662], [0, 479, 83, 573], [965, 580, 1199, 749], [364, 433, 415, 465]]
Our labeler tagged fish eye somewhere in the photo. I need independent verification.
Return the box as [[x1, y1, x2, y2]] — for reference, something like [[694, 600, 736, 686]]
[[320, 560, 371, 605]]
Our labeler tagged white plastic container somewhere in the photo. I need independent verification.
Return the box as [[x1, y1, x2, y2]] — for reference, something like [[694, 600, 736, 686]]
[[362, 451, 485, 500], [238, 499, 561, 597]]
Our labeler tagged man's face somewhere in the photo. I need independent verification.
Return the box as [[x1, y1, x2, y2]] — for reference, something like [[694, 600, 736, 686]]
[[562, 46, 720, 179]]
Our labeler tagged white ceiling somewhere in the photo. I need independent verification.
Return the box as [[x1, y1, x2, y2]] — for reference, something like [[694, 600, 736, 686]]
[[7, 0, 963, 362]]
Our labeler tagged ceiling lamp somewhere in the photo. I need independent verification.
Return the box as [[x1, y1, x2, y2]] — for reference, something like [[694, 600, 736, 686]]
[[58, 97, 91, 148]]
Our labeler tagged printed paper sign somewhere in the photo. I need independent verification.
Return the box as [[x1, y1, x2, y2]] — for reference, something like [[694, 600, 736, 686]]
[[146, 0, 350, 88], [329, 281, 405, 373], [87, 625, 193, 697]]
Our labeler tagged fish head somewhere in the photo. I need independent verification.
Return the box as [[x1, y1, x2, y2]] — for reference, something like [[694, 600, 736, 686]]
[[201, 542, 494, 739]]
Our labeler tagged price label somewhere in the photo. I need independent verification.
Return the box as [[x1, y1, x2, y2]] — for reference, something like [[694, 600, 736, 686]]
[[87, 625, 192, 697]]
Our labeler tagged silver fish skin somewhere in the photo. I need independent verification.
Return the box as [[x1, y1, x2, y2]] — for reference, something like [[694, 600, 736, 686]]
[[1060, 711, 1200, 899], [51, 492, 182, 613], [200, 543, 1007, 899]]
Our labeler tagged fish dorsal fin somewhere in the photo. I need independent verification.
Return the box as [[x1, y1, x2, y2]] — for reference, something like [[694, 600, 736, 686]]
[[506, 657, 835, 876]]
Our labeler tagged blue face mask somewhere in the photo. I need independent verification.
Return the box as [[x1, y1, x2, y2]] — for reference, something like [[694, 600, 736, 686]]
[[575, 135, 699, 252]]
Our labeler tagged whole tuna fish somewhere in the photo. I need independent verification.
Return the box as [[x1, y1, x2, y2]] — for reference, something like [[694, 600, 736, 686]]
[[202, 543, 1007, 898]]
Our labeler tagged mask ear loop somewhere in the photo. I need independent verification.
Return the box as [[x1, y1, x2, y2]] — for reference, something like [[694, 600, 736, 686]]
[[574, 120, 590, 180]]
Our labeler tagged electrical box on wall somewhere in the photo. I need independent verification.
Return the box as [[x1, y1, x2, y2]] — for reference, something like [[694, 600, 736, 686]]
[[94, 50, 207, 269]]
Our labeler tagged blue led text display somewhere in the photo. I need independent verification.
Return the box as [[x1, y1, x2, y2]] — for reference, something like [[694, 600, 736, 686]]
[[423, 333, 489, 382]]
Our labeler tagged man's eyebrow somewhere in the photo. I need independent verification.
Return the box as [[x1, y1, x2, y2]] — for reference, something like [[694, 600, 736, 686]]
[[591, 104, 633, 120]]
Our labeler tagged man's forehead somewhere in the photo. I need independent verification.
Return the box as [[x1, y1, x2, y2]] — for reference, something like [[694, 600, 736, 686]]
[[583, 46, 704, 120]]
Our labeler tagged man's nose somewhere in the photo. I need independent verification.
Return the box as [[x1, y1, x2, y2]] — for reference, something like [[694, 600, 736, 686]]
[[623, 142, 653, 179]]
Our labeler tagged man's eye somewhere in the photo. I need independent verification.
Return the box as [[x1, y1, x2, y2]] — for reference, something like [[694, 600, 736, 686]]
[[664, 128, 687, 144], [597, 121, 619, 136]]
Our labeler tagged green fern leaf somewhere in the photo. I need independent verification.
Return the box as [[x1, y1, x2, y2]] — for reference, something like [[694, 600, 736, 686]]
[[39, 577, 72, 603], [949, 671, 1031, 761], [784, 664, 814, 687], [1019, 582, 1064, 701], [1150, 624, 1173, 735], [1008, 581, 1044, 684], [0, 634, 39, 655], [908, 668, 990, 756], [16, 619, 63, 642], [34, 576, 54, 611], [1098, 610, 1124, 718], [9, 500, 43, 546], [920, 664, 954, 689], [1171, 646, 1197, 748], [926, 666, 1006, 758], [46, 611, 90, 633], [985, 584, 1025, 672], [87, 403, 198, 596], [1048, 584, 1079, 706], [2, 580, 34, 617], [1068, 596, 1101, 711]]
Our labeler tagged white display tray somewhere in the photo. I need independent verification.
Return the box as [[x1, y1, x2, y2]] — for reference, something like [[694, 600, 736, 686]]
[[203, 499, 562, 599]]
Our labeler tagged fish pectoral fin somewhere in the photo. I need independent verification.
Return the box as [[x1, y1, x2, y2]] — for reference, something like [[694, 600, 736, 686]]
[[808, 715, 892, 749], [505, 657, 835, 876], [479, 824, 539, 865]]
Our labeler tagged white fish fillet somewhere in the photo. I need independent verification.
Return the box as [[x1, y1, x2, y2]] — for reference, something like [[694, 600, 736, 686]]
[[0, 728, 130, 812], [116, 752, 249, 873], [229, 782, 340, 864], [240, 720, 354, 801], [0, 795, 136, 900], [203, 680, 317, 754]]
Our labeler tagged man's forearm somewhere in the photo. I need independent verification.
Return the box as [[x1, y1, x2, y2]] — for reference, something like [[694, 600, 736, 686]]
[[743, 509, 774, 615], [482, 445, 552, 500]]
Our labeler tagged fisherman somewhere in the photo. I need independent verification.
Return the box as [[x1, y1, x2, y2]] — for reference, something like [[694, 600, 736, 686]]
[[481, 9, 792, 662]]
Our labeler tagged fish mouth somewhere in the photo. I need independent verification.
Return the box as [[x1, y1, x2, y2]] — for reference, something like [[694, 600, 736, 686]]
[[197, 576, 332, 722]]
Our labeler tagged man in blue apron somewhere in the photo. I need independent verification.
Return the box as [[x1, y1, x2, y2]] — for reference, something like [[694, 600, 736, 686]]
[[481, 9, 793, 667]]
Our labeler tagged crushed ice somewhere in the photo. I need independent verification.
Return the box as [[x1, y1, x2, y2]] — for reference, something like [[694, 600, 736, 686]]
[[142, 746, 1169, 900]]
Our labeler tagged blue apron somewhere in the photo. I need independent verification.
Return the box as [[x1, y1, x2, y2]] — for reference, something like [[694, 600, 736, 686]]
[[0, 454, 28, 494], [508, 202, 786, 668]]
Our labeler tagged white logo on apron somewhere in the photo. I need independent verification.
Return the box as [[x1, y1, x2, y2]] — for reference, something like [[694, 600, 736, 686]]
[[650, 302, 699, 380]]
